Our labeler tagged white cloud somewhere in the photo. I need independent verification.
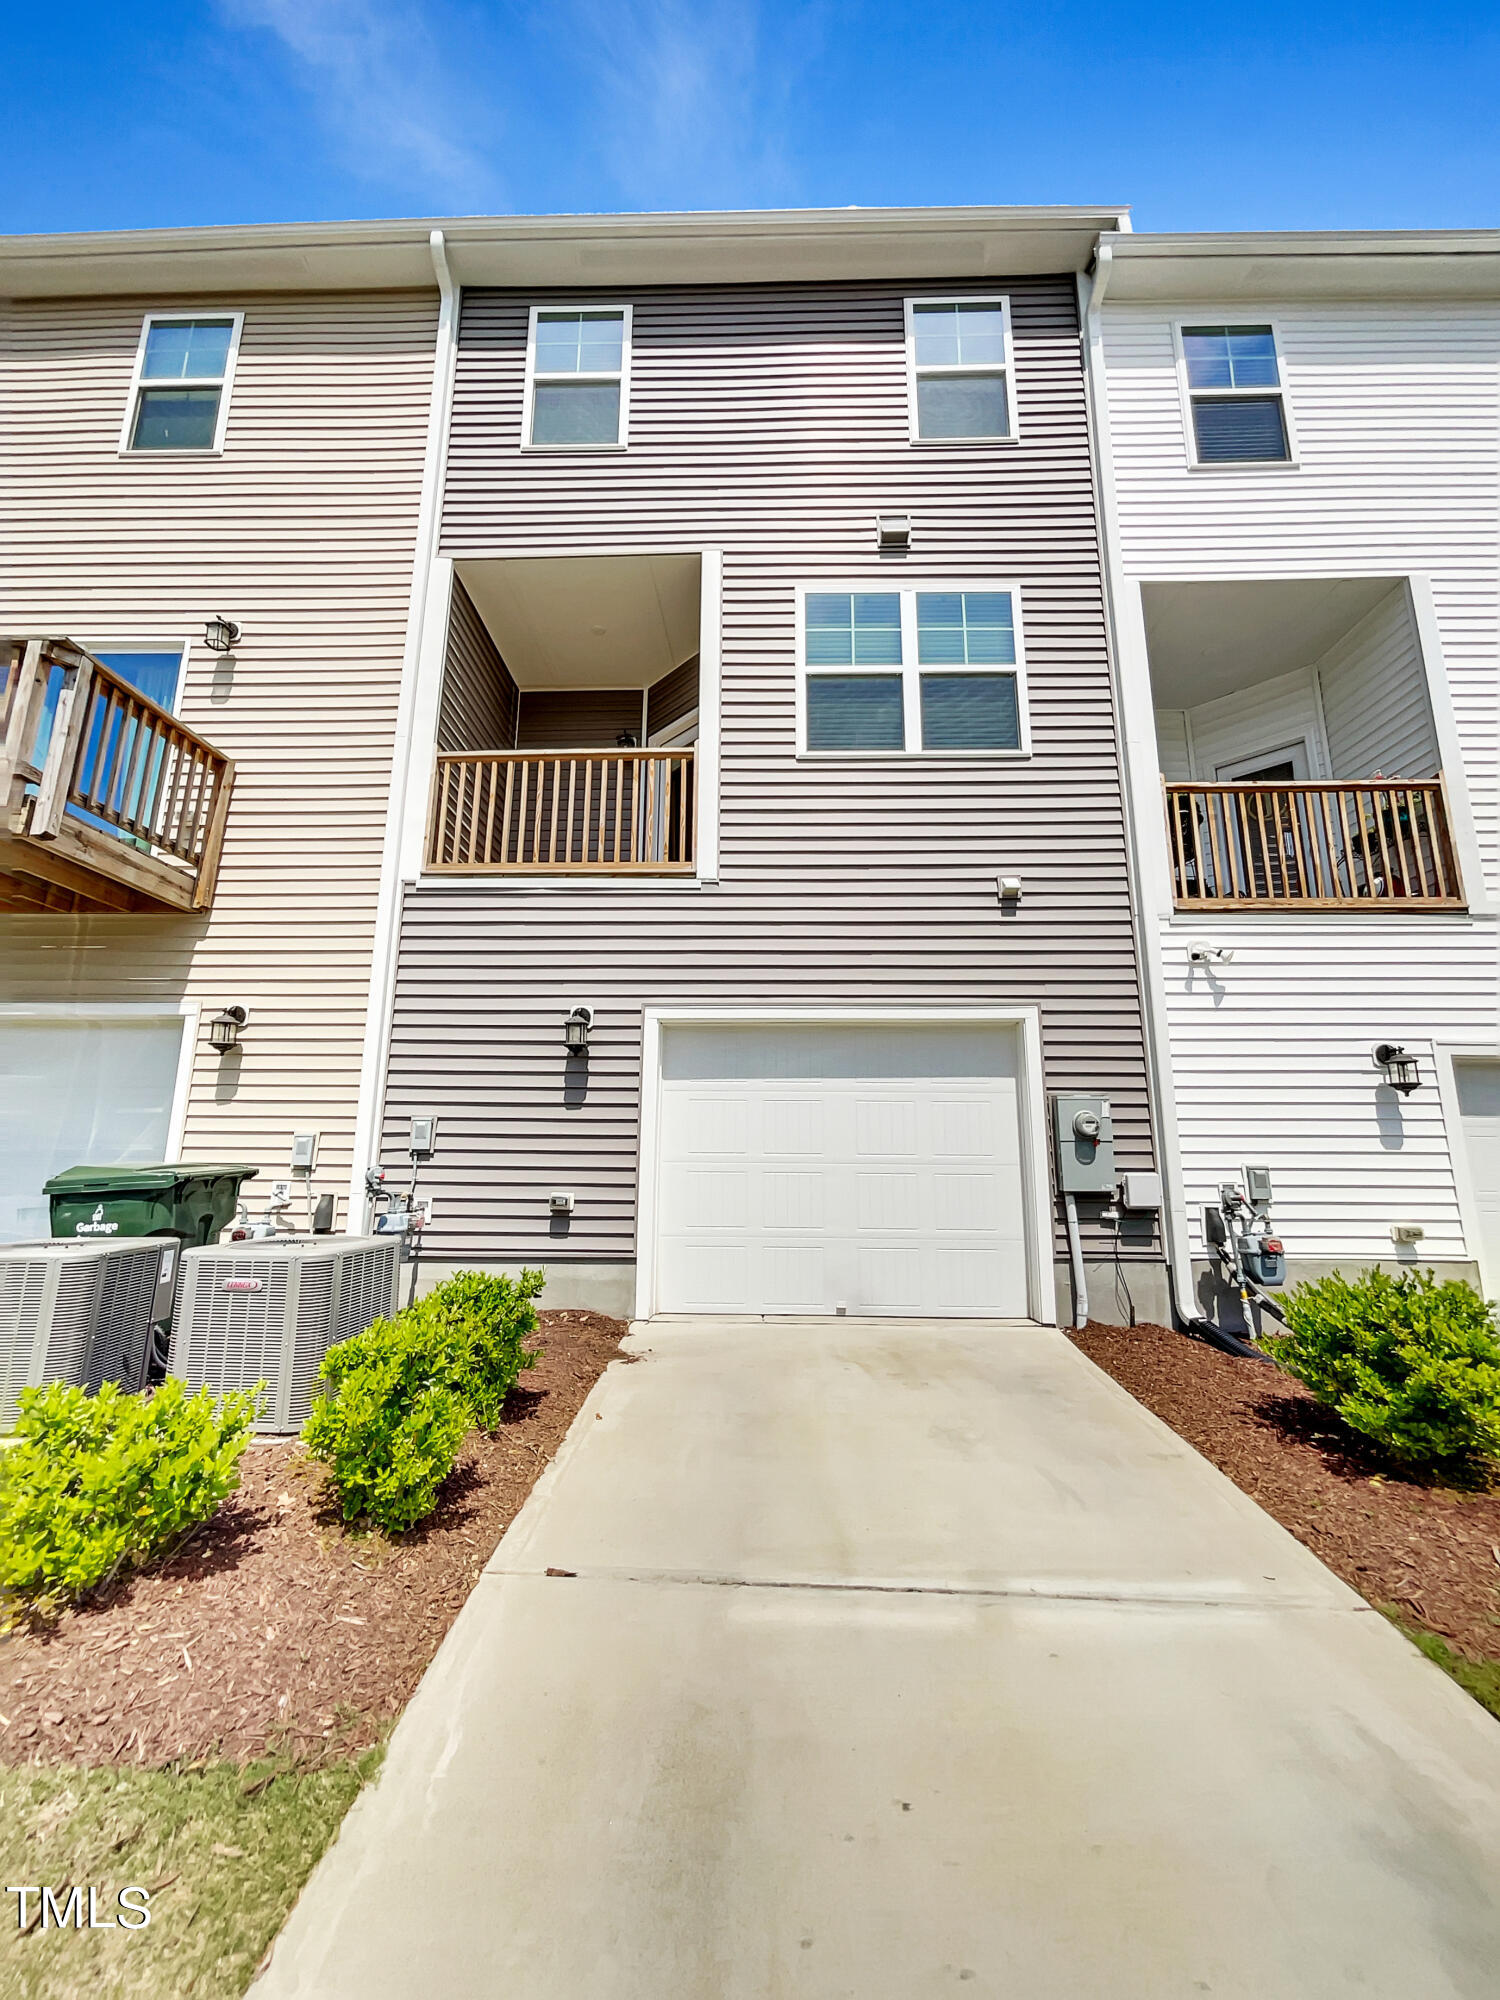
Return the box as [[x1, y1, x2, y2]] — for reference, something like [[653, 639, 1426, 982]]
[[221, 0, 503, 205], [557, 0, 820, 207]]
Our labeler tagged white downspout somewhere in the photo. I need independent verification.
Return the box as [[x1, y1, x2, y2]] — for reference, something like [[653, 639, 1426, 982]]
[[346, 229, 459, 1227], [1078, 242, 1199, 1322]]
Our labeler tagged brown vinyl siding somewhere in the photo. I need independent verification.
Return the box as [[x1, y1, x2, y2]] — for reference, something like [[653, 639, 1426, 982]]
[[437, 576, 517, 752], [646, 656, 699, 737], [387, 276, 1156, 1270], [0, 288, 437, 1221], [514, 688, 644, 749]]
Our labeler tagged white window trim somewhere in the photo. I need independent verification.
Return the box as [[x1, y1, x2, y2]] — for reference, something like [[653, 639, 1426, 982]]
[[794, 578, 1032, 760], [75, 636, 193, 714], [118, 310, 244, 459], [521, 302, 633, 452], [634, 1005, 1055, 1324], [904, 294, 1019, 446], [1171, 317, 1300, 471]]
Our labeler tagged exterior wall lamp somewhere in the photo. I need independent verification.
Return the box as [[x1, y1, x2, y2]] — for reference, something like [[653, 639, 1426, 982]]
[[204, 616, 242, 653], [564, 1005, 593, 1057], [1373, 1042, 1421, 1095], [208, 1005, 247, 1053]]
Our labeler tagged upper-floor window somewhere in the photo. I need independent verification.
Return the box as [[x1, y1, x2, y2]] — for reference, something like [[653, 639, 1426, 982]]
[[524, 305, 631, 449], [121, 314, 242, 454], [906, 297, 1016, 442], [1179, 324, 1292, 465], [797, 583, 1029, 756]]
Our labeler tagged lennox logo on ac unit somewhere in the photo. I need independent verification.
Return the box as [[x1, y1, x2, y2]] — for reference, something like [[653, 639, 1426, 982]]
[[74, 1203, 119, 1236], [221, 1277, 264, 1293]]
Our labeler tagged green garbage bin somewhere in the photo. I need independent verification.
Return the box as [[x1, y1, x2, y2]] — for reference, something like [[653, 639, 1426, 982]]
[[45, 1163, 260, 1250]]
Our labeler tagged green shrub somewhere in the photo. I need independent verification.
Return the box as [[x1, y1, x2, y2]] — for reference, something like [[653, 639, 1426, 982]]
[[303, 1268, 543, 1533], [1271, 1268, 1500, 1474], [0, 1377, 259, 1619]]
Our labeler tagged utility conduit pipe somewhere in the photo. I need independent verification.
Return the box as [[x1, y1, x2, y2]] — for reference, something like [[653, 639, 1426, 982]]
[[1063, 1191, 1088, 1329]]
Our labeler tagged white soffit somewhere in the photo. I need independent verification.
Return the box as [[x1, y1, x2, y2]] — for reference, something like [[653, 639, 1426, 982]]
[[1101, 229, 1500, 303], [456, 553, 702, 689], [1143, 577, 1402, 708], [0, 206, 1130, 300]]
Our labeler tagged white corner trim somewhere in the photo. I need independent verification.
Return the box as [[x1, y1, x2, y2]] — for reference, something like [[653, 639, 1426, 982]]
[[1406, 574, 1493, 916], [632, 1005, 1056, 1324], [1432, 1042, 1500, 1294], [347, 230, 457, 1223], [696, 549, 723, 883]]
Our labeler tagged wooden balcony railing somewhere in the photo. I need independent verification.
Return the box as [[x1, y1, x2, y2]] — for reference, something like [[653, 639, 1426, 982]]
[[428, 750, 696, 872], [1, 638, 235, 914], [1165, 778, 1464, 910]]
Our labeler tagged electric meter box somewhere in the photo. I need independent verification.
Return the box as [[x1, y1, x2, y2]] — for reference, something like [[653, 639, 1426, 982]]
[[1053, 1094, 1116, 1194]]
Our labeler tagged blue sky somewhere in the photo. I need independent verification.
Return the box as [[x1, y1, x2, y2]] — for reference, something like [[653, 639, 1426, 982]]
[[6, 1, 1499, 234]]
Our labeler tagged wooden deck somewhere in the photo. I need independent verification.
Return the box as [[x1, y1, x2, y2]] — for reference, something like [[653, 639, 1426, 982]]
[[427, 750, 696, 873], [1, 638, 235, 914]]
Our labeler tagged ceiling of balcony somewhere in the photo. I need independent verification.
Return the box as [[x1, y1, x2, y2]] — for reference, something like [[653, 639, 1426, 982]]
[[1143, 576, 1404, 708], [456, 553, 701, 689]]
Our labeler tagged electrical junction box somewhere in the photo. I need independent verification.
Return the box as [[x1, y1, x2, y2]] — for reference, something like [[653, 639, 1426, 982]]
[[1243, 1164, 1274, 1208], [291, 1131, 319, 1172], [1053, 1094, 1115, 1194], [549, 1191, 575, 1214], [1120, 1172, 1163, 1212]]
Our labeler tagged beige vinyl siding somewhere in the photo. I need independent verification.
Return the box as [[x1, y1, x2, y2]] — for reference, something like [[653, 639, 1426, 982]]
[[0, 288, 437, 1223], [437, 576, 517, 752], [386, 277, 1158, 1276]]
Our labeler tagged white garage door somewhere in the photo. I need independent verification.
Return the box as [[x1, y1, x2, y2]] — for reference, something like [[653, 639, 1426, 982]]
[[1455, 1059, 1500, 1295], [654, 1023, 1032, 1317]]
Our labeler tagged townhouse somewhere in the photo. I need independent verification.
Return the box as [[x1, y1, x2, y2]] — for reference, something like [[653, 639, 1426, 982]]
[[368, 206, 1170, 1324], [0, 222, 446, 1236], [1084, 229, 1500, 1318]]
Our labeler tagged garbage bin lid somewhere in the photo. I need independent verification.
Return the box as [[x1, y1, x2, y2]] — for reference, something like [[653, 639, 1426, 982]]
[[43, 1163, 261, 1194]]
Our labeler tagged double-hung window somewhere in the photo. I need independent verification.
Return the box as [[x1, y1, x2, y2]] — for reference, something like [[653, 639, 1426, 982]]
[[524, 305, 631, 448], [122, 313, 242, 454], [799, 585, 1028, 756], [906, 297, 1016, 441], [1179, 324, 1292, 464]]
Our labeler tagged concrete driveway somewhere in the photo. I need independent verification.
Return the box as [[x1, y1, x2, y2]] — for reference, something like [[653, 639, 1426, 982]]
[[257, 1318, 1500, 1998]]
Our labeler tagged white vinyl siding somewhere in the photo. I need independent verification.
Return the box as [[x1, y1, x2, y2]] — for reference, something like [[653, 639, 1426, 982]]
[[0, 288, 439, 1226], [1102, 296, 1500, 1270]]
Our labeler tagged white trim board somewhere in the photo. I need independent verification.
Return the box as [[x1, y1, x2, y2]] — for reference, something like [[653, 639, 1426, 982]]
[[1434, 1043, 1500, 1297], [633, 1005, 1055, 1324]]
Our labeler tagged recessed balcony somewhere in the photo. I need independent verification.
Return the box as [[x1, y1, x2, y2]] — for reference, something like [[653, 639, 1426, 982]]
[[425, 554, 701, 876], [1146, 578, 1465, 912], [1, 638, 234, 915]]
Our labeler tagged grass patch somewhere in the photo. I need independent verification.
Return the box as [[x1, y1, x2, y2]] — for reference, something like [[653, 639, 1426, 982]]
[[0, 1749, 381, 1998], [1380, 1607, 1500, 1723]]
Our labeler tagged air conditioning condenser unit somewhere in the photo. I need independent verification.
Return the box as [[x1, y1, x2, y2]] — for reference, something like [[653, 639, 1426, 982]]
[[0, 1238, 172, 1431], [169, 1235, 400, 1432]]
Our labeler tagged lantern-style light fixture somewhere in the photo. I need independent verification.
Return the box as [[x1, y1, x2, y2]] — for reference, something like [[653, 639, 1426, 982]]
[[204, 616, 242, 654], [208, 1005, 247, 1053], [564, 1005, 593, 1057], [1373, 1042, 1421, 1095]]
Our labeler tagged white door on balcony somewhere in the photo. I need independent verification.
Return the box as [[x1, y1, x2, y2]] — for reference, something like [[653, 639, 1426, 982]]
[[652, 1023, 1031, 1318]]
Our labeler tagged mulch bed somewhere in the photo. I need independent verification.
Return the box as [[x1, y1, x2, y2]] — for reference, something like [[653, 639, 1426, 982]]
[[1070, 1320, 1500, 1662], [0, 1309, 627, 1770]]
